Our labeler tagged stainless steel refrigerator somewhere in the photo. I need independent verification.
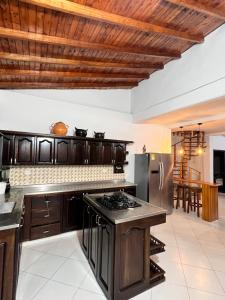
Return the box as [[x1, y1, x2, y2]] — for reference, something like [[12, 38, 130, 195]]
[[135, 153, 173, 213]]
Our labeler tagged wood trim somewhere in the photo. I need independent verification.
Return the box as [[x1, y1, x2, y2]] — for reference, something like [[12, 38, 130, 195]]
[[202, 184, 218, 222], [0, 69, 149, 80], [0, 82, 138, 89], [0, 52, 163, 70], [167, 0, 225, 20], [0, 27, 181, 59], [20, 0, 204, 43]]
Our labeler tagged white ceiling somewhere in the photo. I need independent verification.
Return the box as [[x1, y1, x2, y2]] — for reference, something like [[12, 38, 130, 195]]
[[146, 97, 225, 134]]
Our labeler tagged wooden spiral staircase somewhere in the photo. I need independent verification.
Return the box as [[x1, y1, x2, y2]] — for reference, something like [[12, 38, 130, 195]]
[[172, 130, 206, 180]]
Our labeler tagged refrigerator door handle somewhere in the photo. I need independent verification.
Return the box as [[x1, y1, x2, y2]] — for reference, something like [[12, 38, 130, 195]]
[[161, 162, 165, 190], [159, 162, 162, 191]]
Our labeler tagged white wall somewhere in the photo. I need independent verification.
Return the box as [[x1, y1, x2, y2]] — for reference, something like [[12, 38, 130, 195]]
[[14, 89, 131, 113], [131, 24, 225, 123], [0, 90, 171, 182]]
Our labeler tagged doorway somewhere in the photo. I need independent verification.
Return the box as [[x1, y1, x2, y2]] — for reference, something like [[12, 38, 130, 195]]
[[214, 150, 225, 193]]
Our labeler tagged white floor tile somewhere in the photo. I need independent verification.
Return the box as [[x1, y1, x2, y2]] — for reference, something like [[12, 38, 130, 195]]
[[151, 282, 189, 300], [72, 289, 106, 299], [32, 280, 77, 300], [189, 288, 225, 300], [130, 289, 151, 299], [16, 272, 47, 300], [46, 238, 77, 257], [70, 245, 87, 262], [216, 271, 225, 292], [80, 271, 103, 295], [154, 245, 181, 264], [26, 253, 66, 279], [158, 261, 186, 286], [52, 258, 90, 287], [207, 255, 225, 273], [179, 247, 212, 269], [20, 248, 43, 271], [183, 265, 225, 295], [26, 238, 58, 253]]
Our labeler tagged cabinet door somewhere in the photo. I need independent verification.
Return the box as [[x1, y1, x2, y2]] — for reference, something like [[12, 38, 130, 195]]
[[2, 135, 14, 165], [54, 139, 71, 164], [63, 192, 83, 232], [114, 143, 126, 164], [36, 137, 54, 165], [87, 141, 102, 164], [82, 202, 90, 258], [102, 142, 113, 165], [71, 140, 86, 165], [14, 136, 35, 165], [0, 242, 5, 300], [97, 216, 113, 298], [89, 207, 99, 275]]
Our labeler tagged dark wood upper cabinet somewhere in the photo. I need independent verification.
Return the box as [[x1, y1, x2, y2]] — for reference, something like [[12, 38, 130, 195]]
[[14, 136, 35, 165], [2, 135, 14, 166], [54, 139, 71, 164], [114, 143, 126, 164], [87, 141, 102, 164], [102, 142, 113, 165], [36, 137, 54, 165], [71, 140, 86, 165], [0, 130, 132, 167]]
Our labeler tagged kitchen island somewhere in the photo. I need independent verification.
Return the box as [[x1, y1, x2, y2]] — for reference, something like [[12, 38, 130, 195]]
[[82, 192, 166, 300]]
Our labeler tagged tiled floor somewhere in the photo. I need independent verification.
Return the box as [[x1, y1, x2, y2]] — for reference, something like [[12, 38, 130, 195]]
[[17, 210, 225, 300]]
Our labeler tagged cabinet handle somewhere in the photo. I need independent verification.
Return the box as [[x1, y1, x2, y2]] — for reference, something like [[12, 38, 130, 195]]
[[20, 216, 24, 228], [44, 214, 50, 218], [87, 206, 90, 214], [51, 158, 54, 164], [22, 205, 25, 215], [43, 230, 50, 234], [14, 157, 17, 164], [97, 216, 102, 226], [96, 215, 99, 224], [10, 157, 13, 164]]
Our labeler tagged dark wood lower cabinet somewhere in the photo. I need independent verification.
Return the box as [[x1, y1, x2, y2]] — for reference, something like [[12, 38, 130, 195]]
[[0, 228, 21, 300], [23, 186, 136, 242], [62, 192, 83, 232], [97, 216, 114, 298], [82, 197, 166, 300]]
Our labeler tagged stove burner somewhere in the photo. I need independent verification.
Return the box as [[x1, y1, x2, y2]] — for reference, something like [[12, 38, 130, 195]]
[[96, 192, 141, 210]]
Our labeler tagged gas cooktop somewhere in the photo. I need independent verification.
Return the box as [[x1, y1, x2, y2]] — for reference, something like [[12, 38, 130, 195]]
[[96, 192, 141, 210]]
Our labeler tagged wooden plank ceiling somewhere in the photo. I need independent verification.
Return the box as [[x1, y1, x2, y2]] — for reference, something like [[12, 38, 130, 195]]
[[0, 0, 224, 89]]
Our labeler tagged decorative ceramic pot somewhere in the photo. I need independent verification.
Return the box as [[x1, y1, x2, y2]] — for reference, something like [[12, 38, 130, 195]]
[[50, 122, 69, 136], [94, 132, 105, 139], [75, 128, 88, 137]]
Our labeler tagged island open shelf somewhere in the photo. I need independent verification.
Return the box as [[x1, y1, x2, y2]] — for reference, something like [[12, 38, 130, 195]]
[[81, 192, 166, 300]]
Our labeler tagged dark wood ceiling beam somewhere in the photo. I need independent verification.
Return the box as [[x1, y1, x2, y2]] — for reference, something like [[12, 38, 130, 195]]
[[0, 27, 181, 59], [0, 81, 137, 89], [166, 0, 225, 20], [20, 0, 204, 43], [0, 69, 149, 79], [0, 52, 163, 70]]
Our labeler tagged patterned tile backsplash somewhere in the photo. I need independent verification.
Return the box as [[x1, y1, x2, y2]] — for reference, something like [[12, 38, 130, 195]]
[[9, 166, 125, 186]]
